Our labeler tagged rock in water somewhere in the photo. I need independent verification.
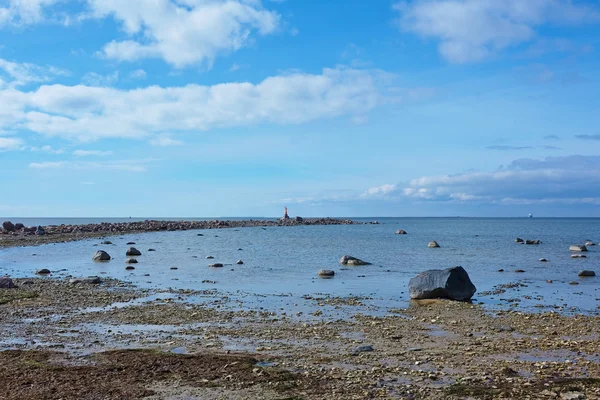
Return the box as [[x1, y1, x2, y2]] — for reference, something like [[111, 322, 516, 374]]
[[101, 241, 113, 245], [515, 238, 524, 243], [92, 250, 111, 261], [585, 241, 595, 246], [339, 255, 371, 266], [409, 266, 476, 301], [396, 230, 407, 235], [570, 245, 588, 252], [209, 263, 224, 268], [236, 260, 244, 265], [525, 239, 540, 245], [126, 247, 142, 256], [317, 270, 335, 277], [2, 221, 15, 232], [572, 254, 587, 259], [36, 269, 51, 275], [578, 270, 596, 277], [125, 258, 138, 264], [0, 276, 16, 288], [428, 241, 440, 248]]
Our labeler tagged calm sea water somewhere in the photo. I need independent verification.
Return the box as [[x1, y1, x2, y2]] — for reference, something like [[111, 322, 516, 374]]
[[1, 218, 599, 316]]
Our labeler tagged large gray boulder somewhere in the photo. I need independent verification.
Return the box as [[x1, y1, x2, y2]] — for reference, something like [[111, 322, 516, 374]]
[[339, 255, 371, 266], [409, 266, 476, 301], [0, 276, 16, 288], [93, 250, 111, 261]]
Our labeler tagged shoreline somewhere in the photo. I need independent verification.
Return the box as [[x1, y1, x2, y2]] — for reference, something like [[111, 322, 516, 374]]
[[1, 277, 599, 399], [0, 217, 359, 249]]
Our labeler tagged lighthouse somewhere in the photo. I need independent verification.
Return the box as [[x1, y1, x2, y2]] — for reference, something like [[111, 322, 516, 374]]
[[282, 206, 290, 220]]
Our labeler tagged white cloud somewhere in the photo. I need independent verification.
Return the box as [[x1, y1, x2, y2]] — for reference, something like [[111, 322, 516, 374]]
[[89, 0, 280, 68], [30, 145, 64, 154], [0, 58, 67, 87], [29, 159, 152, 172], [397, 155, 600, 204], [73, 149, 113, 156], [0, 137, 23, 150], [361, 184, 398, 198], [0, 0, 59, 26], [394, 0, 600, 63], [1, 67, 385, 142], [81, 71, 119, 87], [150, 136, 183, 147], [128, 69, 146, 80], [29, 161, 67, 168]]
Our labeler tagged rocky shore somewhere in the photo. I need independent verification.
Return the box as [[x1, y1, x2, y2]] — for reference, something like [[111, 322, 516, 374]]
[[0, 218, 358, 248], [1, 278, 599, 399]]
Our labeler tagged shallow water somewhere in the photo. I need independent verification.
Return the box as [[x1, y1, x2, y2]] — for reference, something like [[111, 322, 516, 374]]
[[1, 218, 599, 315]]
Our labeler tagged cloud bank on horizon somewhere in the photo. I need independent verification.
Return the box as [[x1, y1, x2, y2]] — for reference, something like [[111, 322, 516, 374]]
[[1, 0, 600, 217]]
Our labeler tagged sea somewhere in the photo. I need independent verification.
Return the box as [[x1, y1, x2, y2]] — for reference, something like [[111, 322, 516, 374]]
[[1, 217, 599, 317]]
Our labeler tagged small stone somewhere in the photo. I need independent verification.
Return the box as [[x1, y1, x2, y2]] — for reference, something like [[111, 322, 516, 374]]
[[428, 241, 440, 248], [236, 260, 244, 265], [569, 281, 579, 285], [125, 266, 135, 270], [569, 245, 588, 252], [101, 241, 113, 245], [36, 268, 51, 275], [514, 269, 525, 273], [396, 230, 407, 235], [515, 238, 524, 243], [317, 270, 335, 277], [539, 258, 548, 262], [571, 254, 587, 259], [125, 258, 138, 264], [148, 248, 156, 252], [353, 345, 374, 355], [126, 242, 136, 245], [209, 263, 224, 268], [126, 247, 142, 256], [206, 256, 214, 259], [578, 270, 596, 277]]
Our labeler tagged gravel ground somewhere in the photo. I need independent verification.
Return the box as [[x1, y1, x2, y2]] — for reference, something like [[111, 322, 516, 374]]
[[1, 278, 599, 399]]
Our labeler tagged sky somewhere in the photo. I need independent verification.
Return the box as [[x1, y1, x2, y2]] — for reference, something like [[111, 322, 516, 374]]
[[1, 0, 600, 218]]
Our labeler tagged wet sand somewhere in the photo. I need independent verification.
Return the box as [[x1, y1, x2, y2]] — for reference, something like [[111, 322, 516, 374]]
[[1, 278, 599, 399]]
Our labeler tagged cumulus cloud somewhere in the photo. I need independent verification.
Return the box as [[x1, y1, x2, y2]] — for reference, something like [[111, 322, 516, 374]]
[[0, 137, 23, 151], [0, 67, 385, 142], [128, 69, 146, 80], [394, 0, 600, 63], [0, 58, 67, 87], [81, 71, 119, 87], [398, 155, 600, 204], [361, 184, 398, 198], [0, 0, 60, 26], [88, 0, 280, 68]]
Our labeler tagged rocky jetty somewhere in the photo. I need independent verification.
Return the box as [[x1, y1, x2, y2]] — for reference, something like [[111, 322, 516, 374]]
[[409, 266, 476, 301], [0, 218, 358, 248]]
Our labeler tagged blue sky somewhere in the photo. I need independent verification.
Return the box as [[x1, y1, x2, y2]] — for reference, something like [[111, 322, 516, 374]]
[[1, 0, 600, 217]]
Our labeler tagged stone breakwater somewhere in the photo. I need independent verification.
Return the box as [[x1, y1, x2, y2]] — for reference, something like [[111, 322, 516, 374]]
[[0, 218, 358, 248]]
